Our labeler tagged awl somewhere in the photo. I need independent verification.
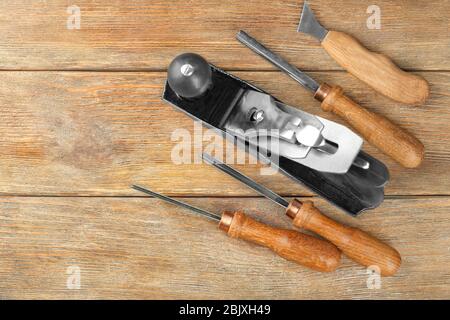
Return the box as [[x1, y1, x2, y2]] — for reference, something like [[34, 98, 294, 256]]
[[297, 1, 429, 105], [132, 185, 341, 272], [203, 154, 401, 276], [237, 30, 425, 168]]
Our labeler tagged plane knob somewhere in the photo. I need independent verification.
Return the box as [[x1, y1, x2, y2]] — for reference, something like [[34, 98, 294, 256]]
[[167, 53, 212, 99]]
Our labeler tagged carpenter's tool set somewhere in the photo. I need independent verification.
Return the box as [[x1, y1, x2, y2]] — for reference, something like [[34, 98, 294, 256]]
[[134, 2, 429, 276]]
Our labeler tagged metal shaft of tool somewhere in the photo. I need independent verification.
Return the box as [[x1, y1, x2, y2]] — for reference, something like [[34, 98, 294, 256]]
[[237, 30, 319, 93], [202, 153, 290, 208], [132, 185, 221, 222]]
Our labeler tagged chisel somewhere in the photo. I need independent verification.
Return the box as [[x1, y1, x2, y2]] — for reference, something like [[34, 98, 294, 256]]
[[297, 1, 429, 105], [237, 30, 424, 168], [202, 154, 401, 276], [132, 185, 341, 272]]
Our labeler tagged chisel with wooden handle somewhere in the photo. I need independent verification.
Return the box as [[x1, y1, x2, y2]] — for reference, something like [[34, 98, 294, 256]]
[[132, 185, 341, 272], [203, 154, 401, 276], [237, 30, 424, 168], [297, 1, 429, 105]]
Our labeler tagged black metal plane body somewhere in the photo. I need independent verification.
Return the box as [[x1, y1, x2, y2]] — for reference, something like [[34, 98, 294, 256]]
[[163, 64, 387, 215]]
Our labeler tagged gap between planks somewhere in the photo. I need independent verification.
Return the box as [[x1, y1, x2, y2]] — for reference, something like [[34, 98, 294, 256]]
[[0, 194, 448, 199], [0, 69, 447, 73]]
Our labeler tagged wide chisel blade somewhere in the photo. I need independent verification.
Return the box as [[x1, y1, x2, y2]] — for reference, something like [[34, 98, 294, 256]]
[[297, 1, 328, 41]]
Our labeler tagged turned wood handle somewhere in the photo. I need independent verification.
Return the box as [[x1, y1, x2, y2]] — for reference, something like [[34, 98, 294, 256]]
[[219, 211, 341, 272], [286, 200, 401, 276], [321, 31, 429, 105], [315, 83, 424, 168]]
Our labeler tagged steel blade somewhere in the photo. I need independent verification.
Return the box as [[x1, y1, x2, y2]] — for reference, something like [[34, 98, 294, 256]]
[[237, 30, 372, 172], [132, 185, 221, 222], [297, 1, 328, 42], [237, 30, 319, 93], [202, 153, 289, 208]]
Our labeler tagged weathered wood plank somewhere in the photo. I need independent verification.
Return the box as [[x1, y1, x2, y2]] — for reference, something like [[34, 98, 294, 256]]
[[0, 71, 448, 197], [0, 0, 448, 70], [0, 196, 448, 299]]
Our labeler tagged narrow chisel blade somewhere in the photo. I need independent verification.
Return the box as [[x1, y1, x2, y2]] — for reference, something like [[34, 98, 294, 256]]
[[236, 30, 319, 93], [132, 185, 221, 222], [202, 153, 290, 208]]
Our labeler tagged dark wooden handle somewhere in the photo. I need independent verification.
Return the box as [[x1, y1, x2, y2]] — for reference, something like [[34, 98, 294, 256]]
[[219, 211, 341, 272], [321, 31, 429, 105], [315, 84, 424, 168], [286, 200, 401, 276]]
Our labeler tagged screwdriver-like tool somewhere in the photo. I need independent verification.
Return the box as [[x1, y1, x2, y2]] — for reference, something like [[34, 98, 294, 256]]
[[132, 185, 341, 272], [237, 30, 424, 168], [202, 154, 401, 276]]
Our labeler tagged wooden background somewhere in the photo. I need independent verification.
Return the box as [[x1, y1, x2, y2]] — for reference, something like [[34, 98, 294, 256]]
[[0, 0, 449, 299]]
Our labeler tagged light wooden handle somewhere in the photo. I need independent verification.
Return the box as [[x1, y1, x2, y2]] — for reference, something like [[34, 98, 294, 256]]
[[315, 84, 424, 168], [321, 31, 429, 105], [219, 211, 341, 272], [286, 200, 401, 276]]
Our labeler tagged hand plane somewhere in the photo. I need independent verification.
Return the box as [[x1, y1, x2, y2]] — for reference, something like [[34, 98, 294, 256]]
[[162, 53, 389, 216]]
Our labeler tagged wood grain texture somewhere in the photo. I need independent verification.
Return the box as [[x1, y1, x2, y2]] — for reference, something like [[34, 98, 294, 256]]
[[0, 71, 448, 197], [318, 84, 424, 168], [0, 196, 448, 299], [321, 31, 430, 104], [0, 0, 449, 300], [287, 200, 401, 276], [0, 0, 448, 71], [223, 211, 341, 272]]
